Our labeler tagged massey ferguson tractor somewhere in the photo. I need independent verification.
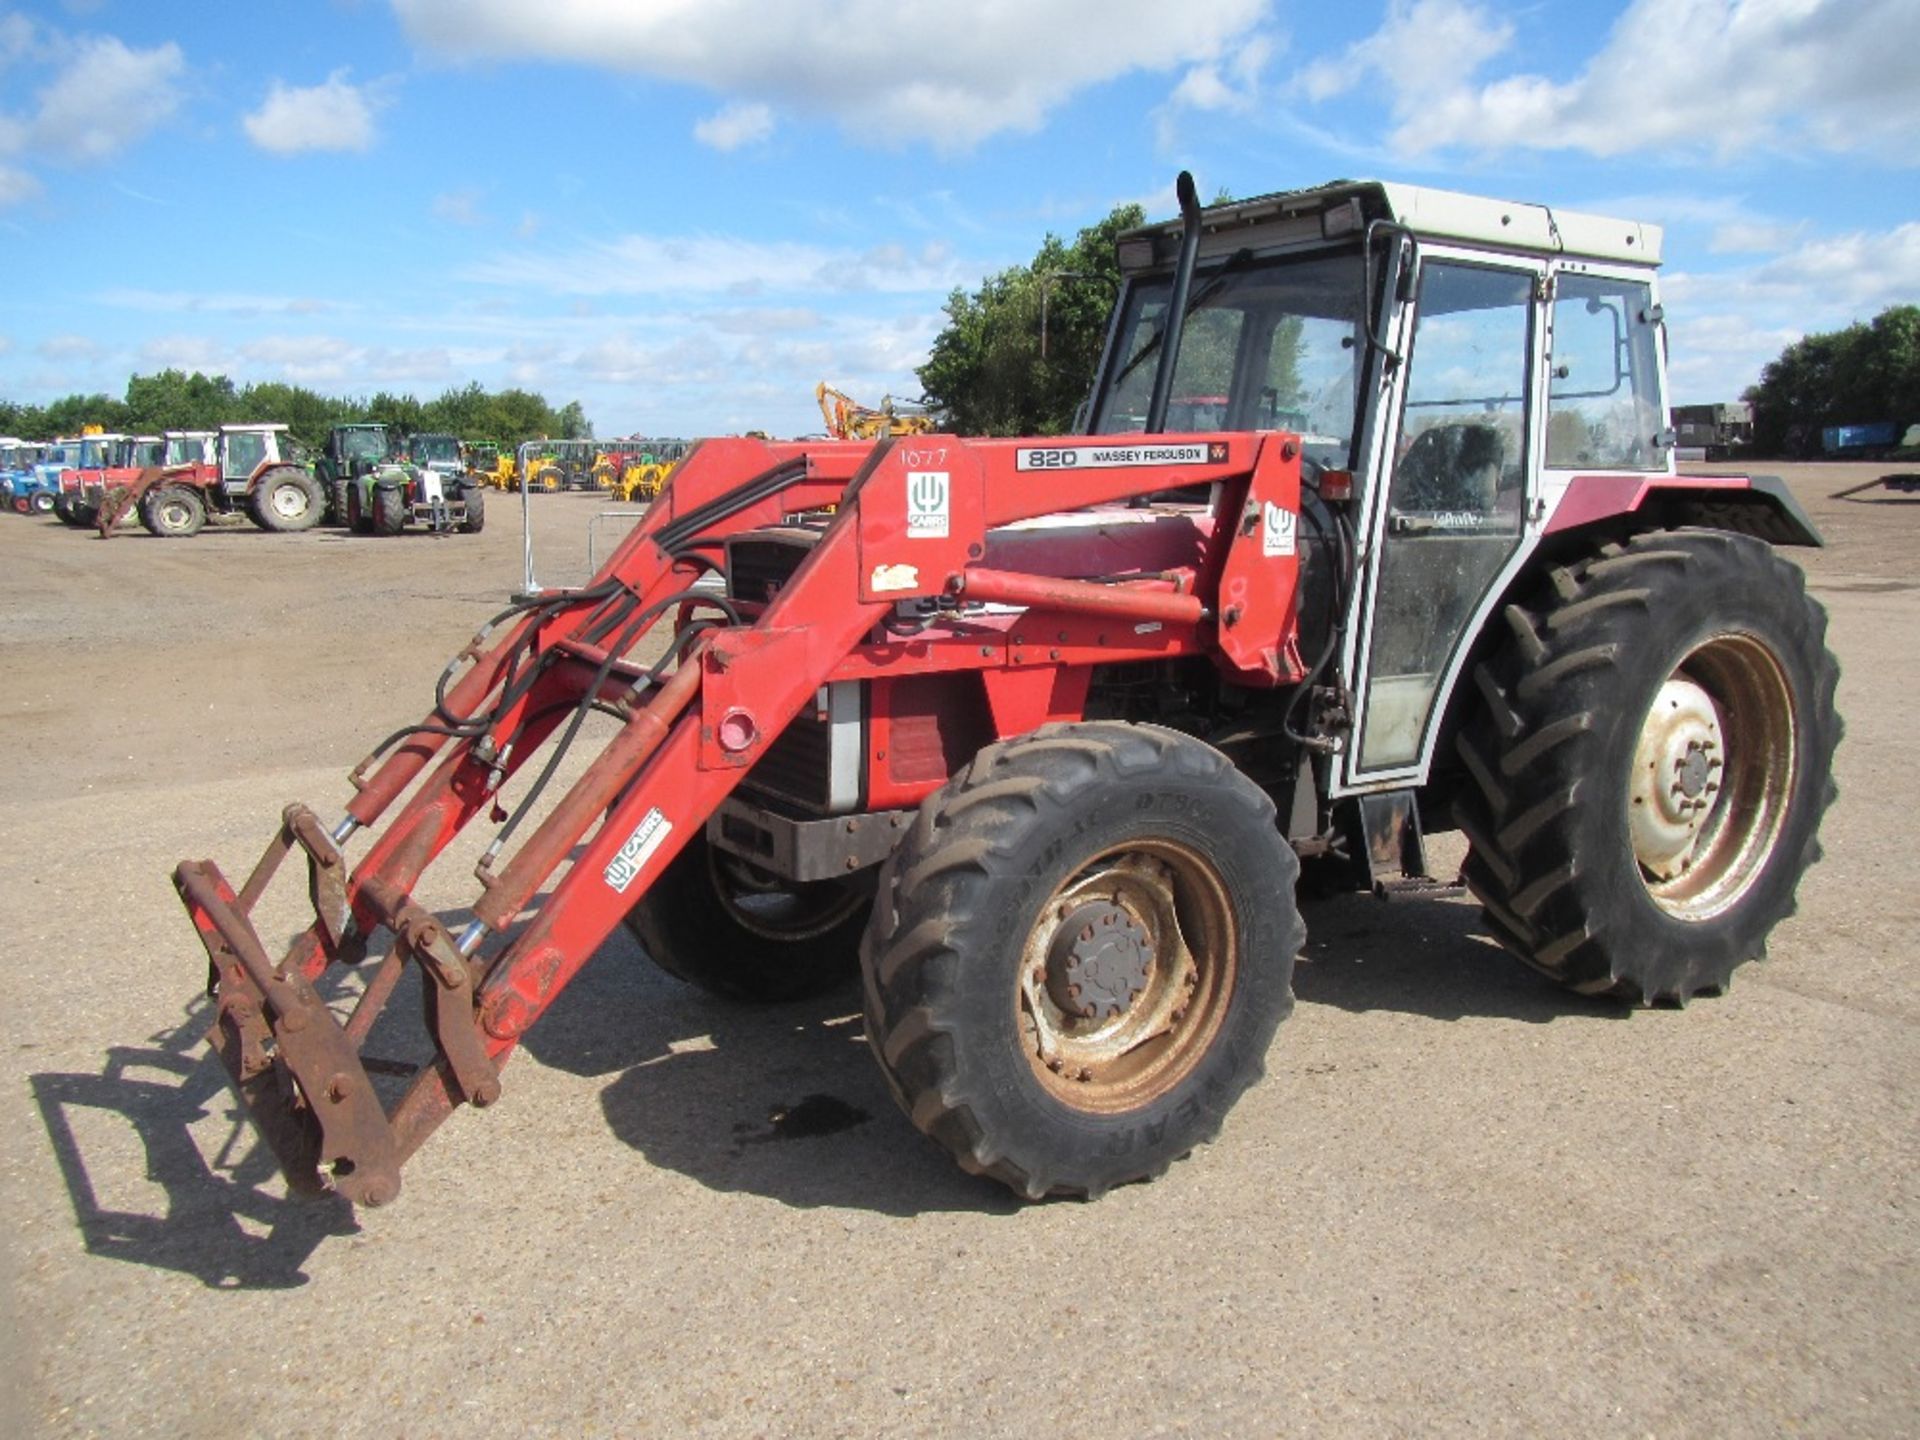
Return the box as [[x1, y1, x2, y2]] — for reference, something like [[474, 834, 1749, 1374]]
[[170, 175, 1840, 1208]]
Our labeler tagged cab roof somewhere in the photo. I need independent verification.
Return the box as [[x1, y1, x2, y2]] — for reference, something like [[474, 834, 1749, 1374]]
[[1122, 178, 1662, 269]]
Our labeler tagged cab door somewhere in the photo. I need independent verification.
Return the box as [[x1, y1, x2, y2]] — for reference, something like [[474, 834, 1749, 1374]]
[[1340, 249, 1547, 790]]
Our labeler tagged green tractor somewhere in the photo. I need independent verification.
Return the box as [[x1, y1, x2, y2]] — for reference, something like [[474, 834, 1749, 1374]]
[[316, 424, 391, 526], [341, 431, 484, 536]]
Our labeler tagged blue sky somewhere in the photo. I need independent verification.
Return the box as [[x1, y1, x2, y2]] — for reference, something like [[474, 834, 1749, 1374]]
[[1, 0, 1914, 437]]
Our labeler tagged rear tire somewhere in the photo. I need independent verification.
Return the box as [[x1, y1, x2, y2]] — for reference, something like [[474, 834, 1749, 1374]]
[[250, 468, 323, 532], [861, 722, 1301, 1199], [1455, 529, 1841, 1003], [457, 485, 485, 533], [623, 832, 869, 1002], [140, 485, 206, 538]]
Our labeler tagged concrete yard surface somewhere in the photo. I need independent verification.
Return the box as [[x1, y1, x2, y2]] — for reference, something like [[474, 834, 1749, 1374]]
[[0, 468, 1914, 1437]]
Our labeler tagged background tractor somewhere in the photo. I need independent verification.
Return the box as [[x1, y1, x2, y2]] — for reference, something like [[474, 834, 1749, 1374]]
[[341, 440, 484, 535], [172, 174, 1839, 1210], [316, 424, 391, 525], [54, 434, 164, 526], [96, 423, 320, 537]]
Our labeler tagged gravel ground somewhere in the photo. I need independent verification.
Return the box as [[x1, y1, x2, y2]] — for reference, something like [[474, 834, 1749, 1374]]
[[0, 466, 1913, 1438]]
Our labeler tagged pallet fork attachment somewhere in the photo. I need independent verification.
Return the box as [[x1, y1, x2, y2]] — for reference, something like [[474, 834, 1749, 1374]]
[[173, 433, 1302, 1205]]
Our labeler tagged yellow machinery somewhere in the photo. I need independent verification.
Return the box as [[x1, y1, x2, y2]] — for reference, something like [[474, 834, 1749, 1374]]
[[613, 438, 690, 503], [814, 382, 937, 440]]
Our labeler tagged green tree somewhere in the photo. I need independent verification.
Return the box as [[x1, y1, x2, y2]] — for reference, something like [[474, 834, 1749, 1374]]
[[1746, 305, 1920, 455], [918, 203, 1145, 436], [123, 369, 238, 433], [555, 399, 593, 439], [234, 381, 344, 448]]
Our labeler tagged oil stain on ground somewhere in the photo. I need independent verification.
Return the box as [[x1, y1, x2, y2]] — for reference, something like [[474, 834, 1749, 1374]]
[[732, 1094, 871, 1151]]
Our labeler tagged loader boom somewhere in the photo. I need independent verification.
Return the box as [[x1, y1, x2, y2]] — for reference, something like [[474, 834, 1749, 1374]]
[[175, 431, 1302, 1204]]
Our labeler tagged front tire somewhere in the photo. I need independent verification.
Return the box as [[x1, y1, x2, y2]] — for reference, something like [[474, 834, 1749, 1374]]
[[250, 468, 323, 532], [861, 722, 1301, 1199], [623, 831, 869, 1002], [457, 485, 485, 533], [1455, 529, 1841, 1003], [139, 485, 206, 538], [372, 484, 406, 536]]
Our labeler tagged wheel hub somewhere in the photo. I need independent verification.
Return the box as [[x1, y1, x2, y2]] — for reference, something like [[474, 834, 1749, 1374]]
[[1630, 677, 1725, 881], [1046, 900, 1153, 1020]]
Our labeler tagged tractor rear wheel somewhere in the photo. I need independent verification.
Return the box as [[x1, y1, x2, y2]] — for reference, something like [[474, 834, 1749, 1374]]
[[140, 485, 206, 538], [861, 722, 1301, 1199], [457, 486, 485, 533], [325, 474, 351, 526], [623, 832, 869, 1002], [250, 468, 324, 532], [372, 485, 407, 536], [1455, 529, 1840, 1004]]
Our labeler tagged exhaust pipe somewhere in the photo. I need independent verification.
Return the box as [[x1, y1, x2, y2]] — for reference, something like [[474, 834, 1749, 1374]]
[[1145, 170, 1203, 435]]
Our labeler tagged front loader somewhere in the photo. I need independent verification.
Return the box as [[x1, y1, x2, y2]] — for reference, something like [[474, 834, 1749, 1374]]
[[172, 175, 1840, 1207]]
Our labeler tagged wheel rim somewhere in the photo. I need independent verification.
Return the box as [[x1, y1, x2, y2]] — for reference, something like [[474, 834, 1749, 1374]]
[[1629, 632, 1797, 921], [707, 848, 864, 943], [1018, 841, 1237, 1113], [158, 499, 193, 530], [269, 481, 309, 520]]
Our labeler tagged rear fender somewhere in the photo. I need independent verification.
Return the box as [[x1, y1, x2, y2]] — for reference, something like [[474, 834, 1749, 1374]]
[[1545, 472, 1821, 547]]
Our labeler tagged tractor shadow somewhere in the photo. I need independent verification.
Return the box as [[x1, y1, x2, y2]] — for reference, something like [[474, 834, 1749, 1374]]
[[1293, 889, 1630, 1024], [28, 999, 359, 1292], [523, 930, 1018, 1219]]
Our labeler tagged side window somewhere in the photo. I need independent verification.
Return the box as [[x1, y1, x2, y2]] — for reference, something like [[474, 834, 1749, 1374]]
[[225, 432, 266, 479], [1546, 273, 1665, 470]]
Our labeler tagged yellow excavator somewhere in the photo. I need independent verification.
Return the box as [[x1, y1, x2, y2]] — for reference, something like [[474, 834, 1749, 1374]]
[[814, 382, 937, 440]]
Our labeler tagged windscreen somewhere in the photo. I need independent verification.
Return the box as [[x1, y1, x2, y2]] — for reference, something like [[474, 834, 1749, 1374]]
[[343, 430, 386, 460], [1091, 247, 1370, 465], [415, 435, 460, 463]]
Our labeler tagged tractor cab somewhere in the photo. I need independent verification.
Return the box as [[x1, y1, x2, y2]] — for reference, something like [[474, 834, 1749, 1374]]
[[406, 432, 464, 476], [218, 423, 294, 496], [1090, 179, 1710, 798], [163, 430, 216, 467]]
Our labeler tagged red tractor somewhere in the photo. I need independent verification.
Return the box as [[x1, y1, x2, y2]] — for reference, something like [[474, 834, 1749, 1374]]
[[171, 175, 1840, 1207], [94, 424, 325, 537]]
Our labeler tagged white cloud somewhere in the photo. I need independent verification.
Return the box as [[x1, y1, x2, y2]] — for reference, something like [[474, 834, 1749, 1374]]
[[0, 163, 40, 205], [1708, 220, 1806, 256], [1663, 222, 1920, 402], [243, 70, 381, 155], [95, 287, 339, 316], [432, 188, 484, 225], [1303, 0, 1508, 108], [463, 231, 975, 299], [28, 33, 187, 162], [694, 100, 775, 152], [393, 0, 1271, 150], [1308, 0, 1920, 162], [38, 334, 100, 360], [0, 23, 185, 200]]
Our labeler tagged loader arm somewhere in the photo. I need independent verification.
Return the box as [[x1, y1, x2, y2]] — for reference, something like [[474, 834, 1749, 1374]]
[[174, 429, 1304, 1205]]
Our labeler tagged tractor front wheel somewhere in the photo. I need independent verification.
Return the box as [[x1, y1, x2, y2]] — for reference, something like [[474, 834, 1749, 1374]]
[[250, 468, 324, 532], [372, 484, 407, 536], [1455, 529, 1840, 1004], [30, 491, 55, 514], [457, 486, 485, 533], [861, 722, 1301, 1199], [140, 485, 206, 538], [623, 832, 869, 1002]]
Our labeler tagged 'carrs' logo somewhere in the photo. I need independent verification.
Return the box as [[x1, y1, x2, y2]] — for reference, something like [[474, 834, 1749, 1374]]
[[1261, 502, 1297, 558], [907, 470, 950, 538]]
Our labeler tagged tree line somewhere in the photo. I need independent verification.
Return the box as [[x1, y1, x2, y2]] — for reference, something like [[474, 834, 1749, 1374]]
[[1744, 305, 1919, 456], [0, 372, 595, 450]]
